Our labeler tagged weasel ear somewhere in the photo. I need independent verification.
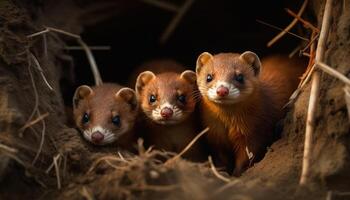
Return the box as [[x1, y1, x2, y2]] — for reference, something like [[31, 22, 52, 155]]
[[196, 52, 213, 74], [180, 70, 197, 85], [239, 51, 261, 76], [135, 71, 156, 95], [73, 85, 93, 109], [116, 88, 138, 111]]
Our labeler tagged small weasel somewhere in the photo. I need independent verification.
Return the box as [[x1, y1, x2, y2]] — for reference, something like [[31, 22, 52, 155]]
[[73, 83, 138, 148], [135, 63, 206, 160], [196, 51, 305, 175]]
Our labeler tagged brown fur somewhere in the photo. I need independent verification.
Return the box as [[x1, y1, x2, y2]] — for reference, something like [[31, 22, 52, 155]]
[[73, 83, 138, 150], [196, 52, 306, 175], [135, 63, 207, 161]]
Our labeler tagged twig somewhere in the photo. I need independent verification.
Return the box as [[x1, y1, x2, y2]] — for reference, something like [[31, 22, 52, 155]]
[[53, 154, 62, 189], [300, 0, 333, 186], [0, 143, 18, 153], [286, 8, 319, 32], [19, 112, 49, 133], [267, 0, 308, 47], [164, 127, 209, 166], [27, 27, 103, 86], [76, 38, 103, 85], [286, 30, 317, 108], [29, 52, 53, 91], [117, 151, 127, 162], [87, 156, 128, 174], [80, 187, 94, 200], [256, 20, 309, 42], [289, 43, 303, 58], [316, 62, 350, 86], [300, 32, 320, 55], [208, 156, 230, 182], [22, 53, 40, 137], [140, 0, 179, 12], [32, 109, 46, 166], [160, 0, 195, 44]]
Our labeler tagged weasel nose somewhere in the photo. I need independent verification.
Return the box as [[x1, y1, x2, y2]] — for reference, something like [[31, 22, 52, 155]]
[[216, 86, 229, 97], [160, 107, 173, 119], [91, 131, 104, 143]]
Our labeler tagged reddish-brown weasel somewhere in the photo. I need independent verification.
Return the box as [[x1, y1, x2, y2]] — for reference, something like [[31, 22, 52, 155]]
[[196, 51, 305, 175], [135, 60, 206, 160], [73, 83, 138, 148]]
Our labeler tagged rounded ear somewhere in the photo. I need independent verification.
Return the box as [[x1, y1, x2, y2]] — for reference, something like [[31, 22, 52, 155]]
[[116, 88, 138, 111], [196, 52, 213, 74], [239, 51, 261, 76], [135, 71, 156, 95], [180, 70, 196, 85], [73, 85, 93, 109]]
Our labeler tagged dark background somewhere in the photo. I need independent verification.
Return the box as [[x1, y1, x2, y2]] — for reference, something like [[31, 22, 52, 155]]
[[64, 0, 311, 105]]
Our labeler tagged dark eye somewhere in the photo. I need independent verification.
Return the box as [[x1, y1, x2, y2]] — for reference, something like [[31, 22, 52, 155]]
[[206, 74, 213, 83], [177, 94, 186, 104], [112, 115, 121, 127], [235, 74, 244, 83], [82, 113, 89, 124], [149, 94, 156, 103]]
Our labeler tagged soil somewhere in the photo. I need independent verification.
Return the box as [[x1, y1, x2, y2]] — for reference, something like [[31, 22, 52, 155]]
[[0, 0, 349, 199]]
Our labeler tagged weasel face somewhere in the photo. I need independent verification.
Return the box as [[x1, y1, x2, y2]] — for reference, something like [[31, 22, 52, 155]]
[[196, 52, 261, 104], [73, 84, 138, 145], [136, 71, 197, 125]]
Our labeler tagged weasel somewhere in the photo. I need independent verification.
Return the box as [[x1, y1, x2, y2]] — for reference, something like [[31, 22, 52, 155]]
[[73, 83, 138, 148], [135, 61, 206, 160], [196, 51, 305, 175]]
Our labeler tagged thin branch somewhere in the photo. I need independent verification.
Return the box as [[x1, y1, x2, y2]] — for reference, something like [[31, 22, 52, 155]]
[[80, 187, 94, 200], [208, 156, 230, 182], [0, 143, 18, 153], [76, 39, 103, 85], [27, 27, 103, 86], [300, 0, 333, 186], [29, 52, 54, 91], [316, 62, 350, 86], [19, 112, 49, 133], [164, 127, 209, 166], [256, 20, 309, 42], [160, 0, 195, 44], [286, 8, 319, 32], [267, 0, 308, 47], [31, 109, 46, 166], [140, 0, 179, 12], [53, 154, 62, 189]]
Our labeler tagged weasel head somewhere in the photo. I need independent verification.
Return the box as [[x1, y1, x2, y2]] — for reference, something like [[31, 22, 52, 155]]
[[136, 70, 197, 125], [196, 51, 261, 105], [73, 84, 138, 145]]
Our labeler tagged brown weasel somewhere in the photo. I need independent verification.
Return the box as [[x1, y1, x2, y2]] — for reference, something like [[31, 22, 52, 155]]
[[196, 51, 305, 175], [135, 63, 206, 160], [73, 83, 138, 148]]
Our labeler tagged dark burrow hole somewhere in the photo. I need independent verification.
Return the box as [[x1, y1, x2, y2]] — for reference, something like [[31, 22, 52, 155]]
[[61, 0, 312, 106]]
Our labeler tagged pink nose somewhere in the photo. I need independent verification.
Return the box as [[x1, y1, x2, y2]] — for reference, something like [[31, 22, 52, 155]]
[[216, 86, 229, 97], [91, 131, 104, 143], [160, 107, 173, 119]]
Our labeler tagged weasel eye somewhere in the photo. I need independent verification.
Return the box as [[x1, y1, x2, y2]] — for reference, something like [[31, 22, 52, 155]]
[[206, 74, 213, 83], [177, 94, 186, 104], [112, 115, 121, 127], [235, 74, 244, 83], [82, 113, 89, 124], [149, 94, 157, 103]]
